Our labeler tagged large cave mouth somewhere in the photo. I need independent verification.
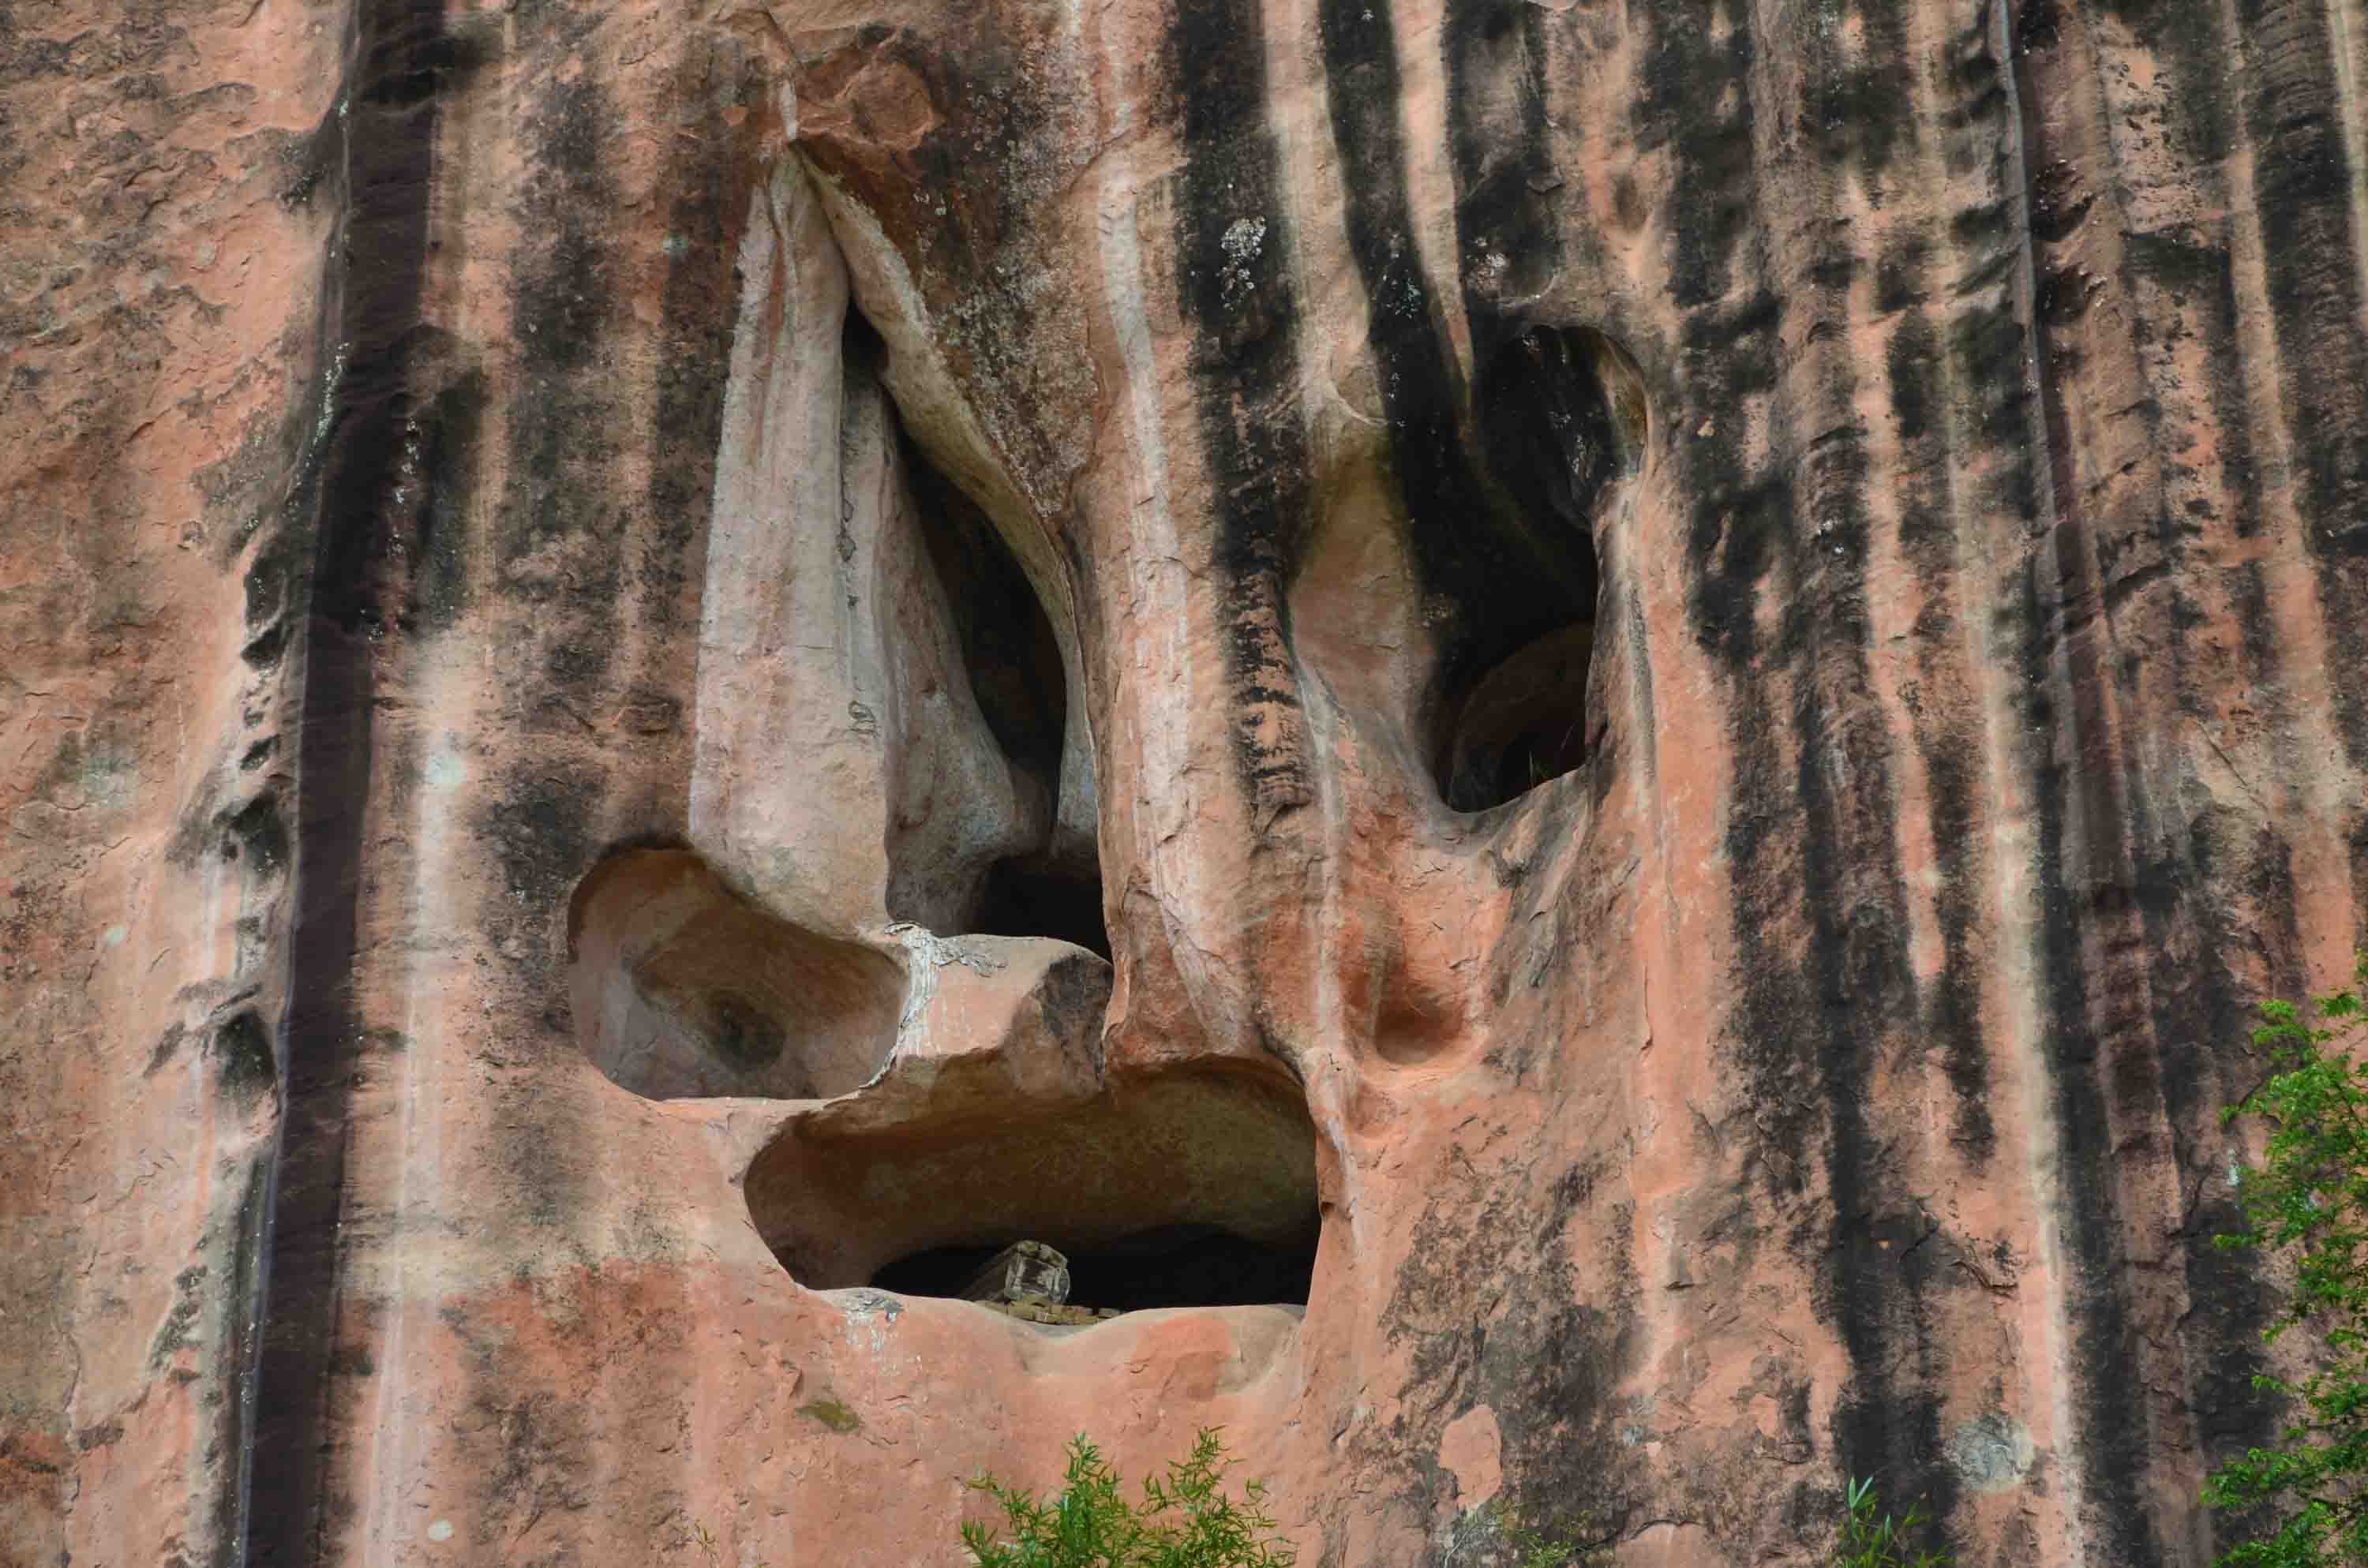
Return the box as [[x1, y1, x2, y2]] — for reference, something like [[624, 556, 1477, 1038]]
[[745, 1069, 1321, 1323]]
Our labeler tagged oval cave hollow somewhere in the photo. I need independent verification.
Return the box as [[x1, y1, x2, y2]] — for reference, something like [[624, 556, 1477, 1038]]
[[567, 848, 905, 1100], [747, 1072, 1321, 1320], [1430, 324, 1646, 813]]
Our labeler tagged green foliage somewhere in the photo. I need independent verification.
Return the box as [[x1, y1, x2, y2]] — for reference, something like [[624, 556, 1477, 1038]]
[[1830, 1476, 1947, 1568], [959, 1429, 1295, 1568], [1483, 1496, 1613, 1567], [2203, 954, 2368, 1568]]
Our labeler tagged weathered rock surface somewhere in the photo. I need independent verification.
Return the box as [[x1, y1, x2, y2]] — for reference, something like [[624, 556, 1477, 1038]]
[[8, 0, 2368, 1563]]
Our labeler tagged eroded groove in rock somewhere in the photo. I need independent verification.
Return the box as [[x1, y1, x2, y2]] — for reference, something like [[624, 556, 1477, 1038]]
[[247, 0, 466, 1560]]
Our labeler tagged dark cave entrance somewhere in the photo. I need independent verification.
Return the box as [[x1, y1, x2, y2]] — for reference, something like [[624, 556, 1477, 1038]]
[[863, 303, 1109, 957], [1428, 324, 1647, 813], [871, 1225, 1317, 1315], [971, 859, 1111, 960]]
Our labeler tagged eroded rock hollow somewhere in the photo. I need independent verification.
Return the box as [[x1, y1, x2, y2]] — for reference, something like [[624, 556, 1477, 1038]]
[[8, 0, 2368, 1562]]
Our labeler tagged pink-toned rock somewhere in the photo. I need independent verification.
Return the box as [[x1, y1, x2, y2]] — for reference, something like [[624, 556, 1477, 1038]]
[[9, 0, 2368, 1564]]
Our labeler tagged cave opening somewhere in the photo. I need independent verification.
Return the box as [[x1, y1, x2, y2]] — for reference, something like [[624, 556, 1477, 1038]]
[[972, 858, 1111, 959], [872, 1225, 1316, 1315], [871, 309, 1108, 956], [568, 848, 907, 1101], [748, 1068, 1321, 1327], [1428, 324, 1645, 814]]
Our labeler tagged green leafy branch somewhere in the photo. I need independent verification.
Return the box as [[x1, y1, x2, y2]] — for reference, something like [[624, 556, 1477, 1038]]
[[2204, 954, 2368, 1568]]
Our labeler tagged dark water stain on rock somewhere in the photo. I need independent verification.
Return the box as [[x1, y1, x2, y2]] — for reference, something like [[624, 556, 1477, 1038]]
[[208, 1011, 278, 1105], [1636, 0, 1757, 309], [2007, 556, 2168, 1567], [2238, 3, 2368, 760], [1374, 1149, 1643, 1543], [1168, 0, 1317, 822], [249, 0, 463, 1557]]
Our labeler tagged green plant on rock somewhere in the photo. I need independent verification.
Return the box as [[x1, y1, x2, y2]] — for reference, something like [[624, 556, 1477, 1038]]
[[1484, 1496, 1613, 1567], [2204, 954, 2368, 1568], [959, 1428, 1295, 1568], [1830, 1476, 1948, 1568]]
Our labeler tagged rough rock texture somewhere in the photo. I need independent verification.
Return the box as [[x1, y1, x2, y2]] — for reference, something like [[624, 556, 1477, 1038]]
[[8, 0, 2368, 1563]]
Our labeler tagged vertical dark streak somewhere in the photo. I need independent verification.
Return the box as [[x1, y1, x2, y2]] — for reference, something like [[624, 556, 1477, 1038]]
[[216, 1160, 272, 1568], [248, 0, 451, 1559], [2012, 559, 2163, 1566], [1891, 295, 1994, 1163], [1443, 0, 1559, 321], [1171, 0, 1316, 815], [2239, 0, 2368, 763], [1313, 0, 1597, 739], [1999, 5, 2171, 1558]]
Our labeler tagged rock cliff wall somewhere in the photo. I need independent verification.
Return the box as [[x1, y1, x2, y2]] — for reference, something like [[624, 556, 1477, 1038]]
[[7, 0, 2368, 1563]]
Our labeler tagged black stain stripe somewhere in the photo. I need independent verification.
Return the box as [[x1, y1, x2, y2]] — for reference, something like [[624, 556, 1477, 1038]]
[[1658, 0, 1969, 1529], [1639, 0, 1757, 310], [1442, 0, 1558, 316], [2140, 810, 2287, 1469], [247, 0, 459, 1560], [2010, 552, 2166, 1567], [1312, 0, 1604, 788], [2351, 818, 2368, 940], [2007, 7, 2254, 1555], [2044, 39, 2298, 1483], [1885, 303, 1999, 1163], [1313, 0, 1493, 678], [1170, 0, 1317, 820], [1780, 174, 1946, 1520], [2238, 0, 2368, 765]]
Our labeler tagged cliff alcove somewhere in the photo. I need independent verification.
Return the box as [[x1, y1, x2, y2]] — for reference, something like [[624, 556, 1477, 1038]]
[[1430, 324, 1645, 813], [745, 1069, 1321, 1319], [1295, 320, 1645, 814], [566, 848, 906, 1101], [872, 313, 1111, 958]]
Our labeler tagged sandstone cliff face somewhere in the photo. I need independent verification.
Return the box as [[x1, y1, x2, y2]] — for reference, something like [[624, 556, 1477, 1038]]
[[8, 0, 2368, 1562]]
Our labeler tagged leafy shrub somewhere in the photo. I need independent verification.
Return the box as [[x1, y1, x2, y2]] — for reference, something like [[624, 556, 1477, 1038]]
[[1485, 1496, 1609, 1566], [1830, 1476, 1947, 1568], [960, 1429, 1295, 1568], [2204, 956, 2368, 1568]]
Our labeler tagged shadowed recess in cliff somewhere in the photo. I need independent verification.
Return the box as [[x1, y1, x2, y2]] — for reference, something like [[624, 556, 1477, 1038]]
[[894, 377, 1107, 958], [747, 1069, 1320, 1320], [875, 1226, 1315, 1314], [1432, 326, 1640, 811], [1311, 0, 1635, 811], [1288, 315, 1639, 813], [566, 848, 906, 1100]]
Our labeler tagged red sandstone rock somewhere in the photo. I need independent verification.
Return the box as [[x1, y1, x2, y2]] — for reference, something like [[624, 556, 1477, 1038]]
[[8, 0, 2368, 1564]]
